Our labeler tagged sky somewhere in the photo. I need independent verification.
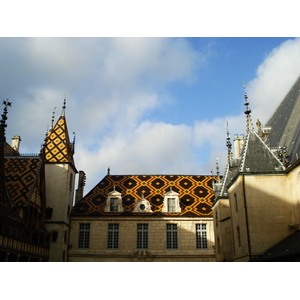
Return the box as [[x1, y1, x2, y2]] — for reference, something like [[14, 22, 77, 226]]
[[2, 37, 300, 194]]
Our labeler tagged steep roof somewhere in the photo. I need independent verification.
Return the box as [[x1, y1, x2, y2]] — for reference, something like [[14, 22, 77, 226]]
[[265, 75, 300, 164], [252, 230, 300, 262], [239, 131, 284, 173], [4, 156, 44, 207], [71, 174, 215, 217], [44, 114, 75, 165]]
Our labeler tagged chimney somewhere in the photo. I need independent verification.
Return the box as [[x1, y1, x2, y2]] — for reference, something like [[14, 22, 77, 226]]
[[234, 134, 245, 158], [75, 171, 86, 204], [11, 135, 21, 152]]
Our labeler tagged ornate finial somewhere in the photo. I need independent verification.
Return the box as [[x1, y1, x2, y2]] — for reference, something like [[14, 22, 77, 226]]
[[61, 92, 67, 116], [50, 107, 56, 130], [1, 100, 12, 140], [243, 82, 253, 134], [1, 99, 12, 127], [226, 121, 233, 161], [72, 132, 76, 153], [275, 146, 290, 167], [216, 157, 221, 183], [107, 167, 110, 175]]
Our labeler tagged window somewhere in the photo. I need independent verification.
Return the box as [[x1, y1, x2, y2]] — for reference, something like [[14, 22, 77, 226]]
[[237, 226, 241, 247], [52, 231, 58, 242], [137, 224, 148, 249], [234, 193, 238, 212], [166, 224, 178, 249], [162, 188, 181, 213], [45, 207, 53, 220], [78, 223, 90, 249], [168, 198, 176, 212], [196, 224, 208, 249], [110, 198, 119, 212], [104, 188, 124, 212], [108, 224, 119, 249], [133, 193, 153, 213]]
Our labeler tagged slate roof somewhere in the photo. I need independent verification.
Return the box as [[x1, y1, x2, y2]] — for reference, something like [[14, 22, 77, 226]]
[[4, 156, 43, 207], [71, 174, 216, 217], [265, 75, 300, 164], [252, 230, 300, 262], [239, 131, 284, 173]]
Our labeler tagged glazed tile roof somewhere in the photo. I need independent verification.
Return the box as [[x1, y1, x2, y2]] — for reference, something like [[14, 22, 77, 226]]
[[44, 115, 74, 164], [4, 157, 43, 207], [71, 174, 216, 217]]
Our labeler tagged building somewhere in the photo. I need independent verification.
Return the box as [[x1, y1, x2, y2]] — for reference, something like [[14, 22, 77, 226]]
[[68, 173, 216, 262], [213, 76, 300, 262], [0, 98, 78, 262]]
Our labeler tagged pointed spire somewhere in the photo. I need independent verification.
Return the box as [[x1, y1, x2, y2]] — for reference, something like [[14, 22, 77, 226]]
[[243, 82, 254, 134], [61, 92, 67, 117], [1, 100, 12, 142], [226, 121, 233, 161], [216, 157, 221, 183], [50, 107, 56, 130]]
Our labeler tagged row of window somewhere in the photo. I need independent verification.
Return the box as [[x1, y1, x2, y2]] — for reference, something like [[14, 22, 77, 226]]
[[105, 187, 182, 213], [78, 223, 208, 250]]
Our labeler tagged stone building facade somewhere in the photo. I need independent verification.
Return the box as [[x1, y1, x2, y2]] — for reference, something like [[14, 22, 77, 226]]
[[213, 76, 300, 262], [69, 174, 216, 262]]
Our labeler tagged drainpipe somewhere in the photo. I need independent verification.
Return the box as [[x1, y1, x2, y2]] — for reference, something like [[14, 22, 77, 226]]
[[242, 174, 252, 260]]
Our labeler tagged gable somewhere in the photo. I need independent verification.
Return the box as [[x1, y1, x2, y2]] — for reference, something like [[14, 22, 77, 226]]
[[71, 174, 216, 217]]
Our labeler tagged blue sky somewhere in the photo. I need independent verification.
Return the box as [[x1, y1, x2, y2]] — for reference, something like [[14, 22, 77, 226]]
[[2, 37, 300, 194]]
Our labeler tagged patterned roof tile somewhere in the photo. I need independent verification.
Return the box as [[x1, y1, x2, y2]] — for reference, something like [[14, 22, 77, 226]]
[[71, 174, 216, 217]]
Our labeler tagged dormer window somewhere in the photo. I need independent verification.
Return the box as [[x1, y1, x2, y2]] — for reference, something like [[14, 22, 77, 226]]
[[104, 186, 124, 213], [110, 198, 119, 212], [133, 193, 153, 213], [162, 187, 181, 213]]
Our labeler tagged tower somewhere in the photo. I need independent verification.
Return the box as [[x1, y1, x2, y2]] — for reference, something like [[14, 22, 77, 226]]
[[43, 97, 77, 262]]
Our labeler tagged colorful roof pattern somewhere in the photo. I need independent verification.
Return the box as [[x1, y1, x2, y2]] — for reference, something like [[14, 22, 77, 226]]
[[71, 174, 216, 217], [4, 157, 43, 207], [44, 115, 74, 164]]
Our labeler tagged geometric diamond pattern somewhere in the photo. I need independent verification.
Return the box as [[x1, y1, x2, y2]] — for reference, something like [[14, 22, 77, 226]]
[[4, 157, 43, 207], [45, 116, 74, 163], [71, 174, 216, 217]]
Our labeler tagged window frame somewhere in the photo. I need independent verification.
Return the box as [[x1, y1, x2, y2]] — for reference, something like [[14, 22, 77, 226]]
[[196, 223, 208, 249], [78, 223, 90, 249], [107, 223, 119, 249], [166, 223, 178, 249], [137, 223, 149, 249]]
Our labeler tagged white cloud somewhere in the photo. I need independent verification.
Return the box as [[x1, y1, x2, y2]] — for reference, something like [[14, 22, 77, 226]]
[[2, 37, 300, 195]]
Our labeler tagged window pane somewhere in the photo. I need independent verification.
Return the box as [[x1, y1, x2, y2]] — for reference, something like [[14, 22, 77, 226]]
[[168, 198, 176, 212], [166, 224, 178, 249], [108, 223, 119, 249], [110, 198, 119, 212], [196, 224, 208, 249], [137, 224, 148, 249], [78, 223, 90, 249]]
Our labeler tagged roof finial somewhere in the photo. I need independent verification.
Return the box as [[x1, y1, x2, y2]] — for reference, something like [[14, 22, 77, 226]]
[[216, 157, 221, 183], [226, 121, 233, 161], [72, 132, 76, 154], [243, 82, 253, 134], [50, 107, 56, 130], [1, 99, 12, 141], [107, 167, 110, 175], [62, 92, 67, 116]]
